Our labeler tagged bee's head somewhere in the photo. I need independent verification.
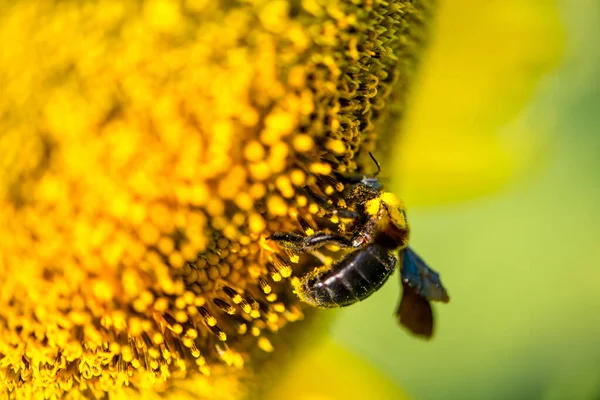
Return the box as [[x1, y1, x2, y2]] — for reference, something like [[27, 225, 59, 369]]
[[365, 191, 410, 249], [359, 177, 383, 192]]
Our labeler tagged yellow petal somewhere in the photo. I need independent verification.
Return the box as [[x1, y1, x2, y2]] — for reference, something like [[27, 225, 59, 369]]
[[266, 338, 410, 400]]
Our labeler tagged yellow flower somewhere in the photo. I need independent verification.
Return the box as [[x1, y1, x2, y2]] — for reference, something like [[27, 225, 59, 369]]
[[0, 0, 434, 398], [266, 338, 409, 400]]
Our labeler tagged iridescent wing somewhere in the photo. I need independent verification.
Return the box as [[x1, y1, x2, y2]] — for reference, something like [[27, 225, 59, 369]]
[[396, 280, 434, 338], [396, 246, 450, 338], [400, 246, 450, 303]]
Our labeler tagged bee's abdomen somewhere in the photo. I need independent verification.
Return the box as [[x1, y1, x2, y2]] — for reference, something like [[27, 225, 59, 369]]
[[297, 244, 397, 308]]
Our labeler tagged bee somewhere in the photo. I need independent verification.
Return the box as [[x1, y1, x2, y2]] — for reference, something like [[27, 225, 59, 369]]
[[270, 154, 449, 338]]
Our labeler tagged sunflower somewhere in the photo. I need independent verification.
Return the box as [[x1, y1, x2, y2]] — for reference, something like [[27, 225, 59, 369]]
[[0, 0, 435, 398]]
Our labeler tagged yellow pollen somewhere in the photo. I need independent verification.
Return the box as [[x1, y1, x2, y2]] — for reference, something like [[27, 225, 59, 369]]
[[249, 213, 267, 234], [271, 272, 282, 282], [292, 134, 314, 152], [296, 195, 308, 207], [290, 169, 306, 186], [249, 161, 272, 181], [275, 175, 295, 198], [308, 203, 320, 214], [92, 280, 114, 302], [365, 197, 382, 217], [266, 293, 278, 302], [309, 162, 333, 175], [326, 139, 347, 154], [267, 195, 288, 216], [244, 140, 266, 162], [258, 337, 274, 353], [241, 302, 252, 315], [232, 295, 243, 304], [273, 303, 286, 313]]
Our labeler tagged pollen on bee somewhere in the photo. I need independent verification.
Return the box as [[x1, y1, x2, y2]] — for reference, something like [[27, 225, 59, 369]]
[[365, 197, 382, 216]]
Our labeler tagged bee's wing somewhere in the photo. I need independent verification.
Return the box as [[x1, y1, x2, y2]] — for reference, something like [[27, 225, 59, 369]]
[[396, 280, 434, 338], [400, 246, 450, 303], [396, 246, 450, 338]]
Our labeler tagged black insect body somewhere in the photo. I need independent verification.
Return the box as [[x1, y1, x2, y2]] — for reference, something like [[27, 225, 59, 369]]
[[270, 156, 450, 338], [300, 243, 397, 307]]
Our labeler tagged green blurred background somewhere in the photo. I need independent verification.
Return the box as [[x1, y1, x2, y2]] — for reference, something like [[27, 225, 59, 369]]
[[330, 0, 600, 399]]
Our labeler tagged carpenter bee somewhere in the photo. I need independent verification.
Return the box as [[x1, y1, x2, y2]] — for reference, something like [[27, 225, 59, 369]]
[[271, 154, 449, 338]]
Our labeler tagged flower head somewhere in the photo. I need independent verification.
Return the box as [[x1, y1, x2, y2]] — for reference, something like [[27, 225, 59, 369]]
[[0, 0, 433, 397]]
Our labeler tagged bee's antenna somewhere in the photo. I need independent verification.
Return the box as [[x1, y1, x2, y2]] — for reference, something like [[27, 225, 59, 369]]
[[368, 152, 381, 176]]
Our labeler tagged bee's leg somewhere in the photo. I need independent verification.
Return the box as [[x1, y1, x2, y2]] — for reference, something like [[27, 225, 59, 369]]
[[269, 231, 354, 252], [268, 232, 306, 252], [302, 232, 354, 250], [303, 185, 331, 209], [303, 185, 360, 220], [332, 172, 364, 185]]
